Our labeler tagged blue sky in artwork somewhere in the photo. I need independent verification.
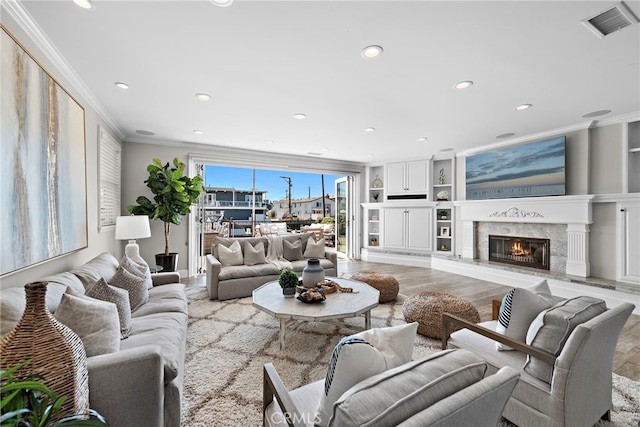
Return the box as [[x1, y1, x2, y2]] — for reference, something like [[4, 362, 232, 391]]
[[205, 165, 343, 200], [466, 137, 565, 185]]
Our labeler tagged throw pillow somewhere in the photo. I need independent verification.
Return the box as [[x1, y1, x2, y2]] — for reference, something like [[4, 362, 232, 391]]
[[303, 237, 325, 259], [524, 296, 607, 384], [109, 265, 149, 311], [495, 279, 559, 350], [283, 239, 303, 261], [86, 278, 133, 339], [130, 254, 153, 289], [54, 293, 120, 357], [351, 322, 418, 370], [218, 240, 243, 266], [244, 241, 267, 266], [315, 336, 386, 427]]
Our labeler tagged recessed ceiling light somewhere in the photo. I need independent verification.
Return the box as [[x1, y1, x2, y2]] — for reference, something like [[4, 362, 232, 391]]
[[195, 93, 211, 101], [582, 109, 611, 118], [496, 133, 515, 139], [515, 104, 532, 110], [193, 130, 204, 135], [114, 82, 129, 89], [73, 0, 95, 10], [417, 137, 428, 141], [209, 0, 233, 6], [455, 81, 473, 89], [365, 127, 376, 132], [265, 140, 273, 144], [136, 130, 155, 136], [322, 148, 329, 151], [293, 113, 307, 119], [367, 154, 374, 157], [361, 45, 383, 59]]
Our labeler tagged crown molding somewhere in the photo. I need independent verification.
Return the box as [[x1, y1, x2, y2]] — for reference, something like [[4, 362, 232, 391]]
[[2, 0, 125, 140]]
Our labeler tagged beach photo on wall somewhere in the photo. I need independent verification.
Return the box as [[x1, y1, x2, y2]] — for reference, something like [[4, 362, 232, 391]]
[[465, 136, 566, 200], [1, 27, 87, 276]]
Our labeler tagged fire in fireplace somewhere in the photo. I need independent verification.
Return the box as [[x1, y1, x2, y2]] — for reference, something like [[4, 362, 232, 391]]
[[489, 235, 550, 270]]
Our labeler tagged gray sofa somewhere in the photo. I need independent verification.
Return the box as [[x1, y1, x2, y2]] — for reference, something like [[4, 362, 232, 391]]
[[206, 233, 338, 300], [0, 252, 187, 427]]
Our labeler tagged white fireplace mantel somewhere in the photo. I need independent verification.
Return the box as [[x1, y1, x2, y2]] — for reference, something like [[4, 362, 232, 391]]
[[454, 195, 595, 277]]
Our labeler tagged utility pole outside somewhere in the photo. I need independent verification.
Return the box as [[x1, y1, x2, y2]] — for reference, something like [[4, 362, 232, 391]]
[[280, 176, 292, 216]]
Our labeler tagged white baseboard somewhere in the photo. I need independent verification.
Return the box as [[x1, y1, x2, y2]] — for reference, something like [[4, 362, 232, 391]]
[[361, 249, 432, 268]]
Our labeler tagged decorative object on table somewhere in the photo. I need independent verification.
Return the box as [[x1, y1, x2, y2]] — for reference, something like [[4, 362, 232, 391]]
[[302, 258, 325, 288], [371, 214, 379, 221], [1, 28, 87, 276], [438, 210, 449, 220], [371, 192, 380, 202], [440, 244, 450, 251], [436, 190, 449, 201], [0, 361, 108, 426], [278, 269, 298, 298], [297, 288, 326, 303], [115, 215, 151, 258], [128, 157, 204, 272], [0, 282, 89, 417], [438, 168, 446, 185], [370, 237, 378, 246], [371, 175, 383, 188]]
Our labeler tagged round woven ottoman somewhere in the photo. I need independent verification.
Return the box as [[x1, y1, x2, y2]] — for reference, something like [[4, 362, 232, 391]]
[[350, 271, 400, 303], [402, 291, 480, 339]]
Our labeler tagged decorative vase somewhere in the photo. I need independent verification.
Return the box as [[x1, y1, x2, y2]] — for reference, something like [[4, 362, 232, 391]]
[[302, 258, 325, 288], [372, 175, 383, 188], [282, 287, 296, 298], [0, 281, 89, 416]]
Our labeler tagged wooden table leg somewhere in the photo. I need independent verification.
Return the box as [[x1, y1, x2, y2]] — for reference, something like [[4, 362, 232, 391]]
[[364, 310, 371, 330], [279, 318, 287, 350]]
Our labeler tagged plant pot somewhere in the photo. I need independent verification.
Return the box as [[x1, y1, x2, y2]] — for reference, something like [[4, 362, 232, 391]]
[[282, 287, 296, 298], [155, 253, 179, 272]]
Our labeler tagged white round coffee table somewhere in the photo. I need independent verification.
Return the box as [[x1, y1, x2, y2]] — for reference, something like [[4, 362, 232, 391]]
[[252, 277, 379, 350]]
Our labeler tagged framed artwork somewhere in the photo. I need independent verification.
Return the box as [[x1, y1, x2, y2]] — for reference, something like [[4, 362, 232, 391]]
[[440, 227, 450, 237], [1, 26, 87, 276]]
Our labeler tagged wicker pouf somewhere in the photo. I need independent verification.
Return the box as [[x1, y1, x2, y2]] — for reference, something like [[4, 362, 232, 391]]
[[402, 291, 480, 339], [350, 271, 400, 303]]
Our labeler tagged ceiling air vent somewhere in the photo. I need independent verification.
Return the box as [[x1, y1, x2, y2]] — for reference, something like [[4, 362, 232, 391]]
[[581, 2, 639, 38]]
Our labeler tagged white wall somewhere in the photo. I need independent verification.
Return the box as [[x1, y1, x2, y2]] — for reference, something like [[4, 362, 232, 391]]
[[0, 14, 119, 289]]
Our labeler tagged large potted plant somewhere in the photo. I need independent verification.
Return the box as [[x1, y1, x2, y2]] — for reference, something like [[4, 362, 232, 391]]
[[128, 157, 204, 272]]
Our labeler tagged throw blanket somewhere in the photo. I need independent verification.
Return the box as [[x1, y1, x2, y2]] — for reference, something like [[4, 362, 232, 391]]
[[265, 235, 293, 271]]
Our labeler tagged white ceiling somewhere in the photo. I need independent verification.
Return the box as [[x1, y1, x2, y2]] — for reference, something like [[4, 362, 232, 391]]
[[8, 0, 640, 163]]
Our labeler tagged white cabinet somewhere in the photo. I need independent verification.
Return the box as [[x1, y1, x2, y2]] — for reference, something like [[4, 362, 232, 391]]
[[383, 207, 433, 251], [362, 204, 382, 248], [386, 160, 429, 196], [435, 205, 454, 253], [619, 200, 640, 284]]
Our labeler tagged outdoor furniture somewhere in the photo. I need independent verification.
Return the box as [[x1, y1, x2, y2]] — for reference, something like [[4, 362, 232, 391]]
[[349, 271, 399, 303], [402, 291, 480, 339], [252, 278, 379, 350]]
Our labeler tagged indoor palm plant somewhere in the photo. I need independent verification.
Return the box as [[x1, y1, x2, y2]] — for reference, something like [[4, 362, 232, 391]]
[[128, 157, 204, 271], [0, 362, 108, 426]]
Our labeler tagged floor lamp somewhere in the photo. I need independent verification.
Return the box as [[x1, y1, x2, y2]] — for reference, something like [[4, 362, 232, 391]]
[[115, 215, 151, 259]]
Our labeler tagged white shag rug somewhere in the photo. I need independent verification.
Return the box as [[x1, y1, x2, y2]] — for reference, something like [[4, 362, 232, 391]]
[[181, 288, 640, 426]]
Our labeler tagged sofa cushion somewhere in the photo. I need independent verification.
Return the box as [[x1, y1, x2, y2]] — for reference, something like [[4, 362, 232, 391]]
[[495, 280, 559, 350], [283, 239, 304, 261], [351, 322, 418, 370], [524, 296, 607, 384], [86, 278, 132, 339], [54, 293, 121, 357], [303, 237, 325, 259], [120, 311, 188, 384], [214, 237, 269, 260], [110, 265, 149, 311], [329, 349, 486, 427], [315, 336, 387, 427], [70, 252, 119, 289], [121, 254, 153, 290], [244, 241, 267, 266], [218, 263, 280, 281], [218, 240, 244, 266], [131, 284, 188, 317], [42, 272, 86, 295]]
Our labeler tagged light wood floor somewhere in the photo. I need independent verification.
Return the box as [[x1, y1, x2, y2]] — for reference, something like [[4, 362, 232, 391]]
[[185, 258, 640, 381]]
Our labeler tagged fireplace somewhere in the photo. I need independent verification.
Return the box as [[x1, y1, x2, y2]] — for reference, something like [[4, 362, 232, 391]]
[[489, 235, 550, 270]]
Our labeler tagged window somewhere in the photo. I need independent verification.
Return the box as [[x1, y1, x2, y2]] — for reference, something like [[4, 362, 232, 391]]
[[98, 126, 121, 231]]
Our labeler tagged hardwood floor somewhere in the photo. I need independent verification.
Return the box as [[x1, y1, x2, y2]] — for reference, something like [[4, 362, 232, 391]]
[[184, 258, 640, 381]]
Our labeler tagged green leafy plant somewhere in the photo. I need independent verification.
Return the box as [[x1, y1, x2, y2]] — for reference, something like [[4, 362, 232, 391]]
[[1, 362, 108, 427], [128, 157, 204, 256], [278, 270, 298, 289]]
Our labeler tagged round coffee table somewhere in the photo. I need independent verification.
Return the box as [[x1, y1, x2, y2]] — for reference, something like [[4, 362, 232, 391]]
[[252, 277, 379, 350]]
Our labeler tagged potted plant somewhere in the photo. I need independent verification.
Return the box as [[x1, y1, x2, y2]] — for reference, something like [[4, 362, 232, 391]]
[[278, 269, 298, 298], [128, 157, 204, 272], [0, 361, 108, 426]]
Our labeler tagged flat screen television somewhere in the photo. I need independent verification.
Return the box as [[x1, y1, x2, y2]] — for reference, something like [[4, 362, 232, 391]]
[[465, 136, 566, 200]]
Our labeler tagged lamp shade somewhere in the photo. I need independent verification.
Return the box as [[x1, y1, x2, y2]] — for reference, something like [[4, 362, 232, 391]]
[[115, 216, 151, 240]]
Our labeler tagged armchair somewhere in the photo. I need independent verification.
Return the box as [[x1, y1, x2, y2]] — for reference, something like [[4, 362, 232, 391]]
[[442, 300, 634, 427]]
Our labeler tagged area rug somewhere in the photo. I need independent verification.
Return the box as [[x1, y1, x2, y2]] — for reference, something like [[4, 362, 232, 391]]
[[181, 288, 640, 426]]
